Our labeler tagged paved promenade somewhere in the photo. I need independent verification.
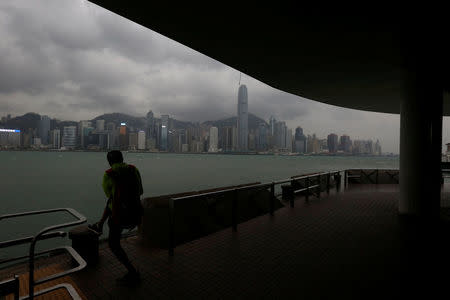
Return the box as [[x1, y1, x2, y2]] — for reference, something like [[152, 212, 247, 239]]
[[70, 184, 450, 299], [3, 184, 450, 299]]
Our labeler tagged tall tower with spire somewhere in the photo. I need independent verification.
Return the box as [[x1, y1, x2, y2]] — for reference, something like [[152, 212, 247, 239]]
[[237, 84, 248, 151]]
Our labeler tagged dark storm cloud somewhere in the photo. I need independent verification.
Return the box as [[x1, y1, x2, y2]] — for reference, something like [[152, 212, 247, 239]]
[[0, 0, 403, 153]]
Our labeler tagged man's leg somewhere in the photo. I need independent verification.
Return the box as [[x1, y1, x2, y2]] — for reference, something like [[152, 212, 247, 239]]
[[108, 220, 138, 276]]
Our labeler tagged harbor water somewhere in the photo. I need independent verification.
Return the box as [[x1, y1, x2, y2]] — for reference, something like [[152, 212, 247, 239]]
[[0, 151, 398, 260]]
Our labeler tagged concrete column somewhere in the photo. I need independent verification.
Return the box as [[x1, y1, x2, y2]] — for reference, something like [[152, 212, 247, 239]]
[[399, 71, 443, 218]]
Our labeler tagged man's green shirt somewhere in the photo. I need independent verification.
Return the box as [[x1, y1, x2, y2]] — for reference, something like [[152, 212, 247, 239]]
[[102, 162, 143, 211]]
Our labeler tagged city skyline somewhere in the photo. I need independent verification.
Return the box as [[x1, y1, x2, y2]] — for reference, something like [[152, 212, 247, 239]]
[[0, 107, 385, 156], [3, 1, 450, 154]]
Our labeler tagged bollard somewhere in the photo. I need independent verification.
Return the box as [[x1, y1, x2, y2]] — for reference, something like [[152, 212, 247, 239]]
[[270, 183, 275, 216], [336, 173, 341, 191], [305, 177, 310, 201], [317, 175, 321, 199], [327, 173, 330, 194], [232, 189, 238, 232], [69, 225, 99, 265], [168, 198, 175, 256], [344, 170, 348, 188]]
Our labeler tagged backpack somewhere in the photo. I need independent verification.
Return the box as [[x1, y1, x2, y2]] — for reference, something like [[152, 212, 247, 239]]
[[109, 165, 143, 228]]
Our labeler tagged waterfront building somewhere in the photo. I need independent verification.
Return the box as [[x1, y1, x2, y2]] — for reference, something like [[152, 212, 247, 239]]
[[257, 123, 268, 151], [208, 126, 218, 152], [129, 132, 138, 150], [138, 130, 146, 150], [96, 119, 105, 131], [79, 120, 92, 149], [294, 127, 307, 153], [119, 123, 128, 150], [177, 129, 187, 152], [146, 110, 156, 143], [327, 133, 338, 153], [219, 126, 234, 152], [353, 140, 374, 155], [62, 126, 77, 149], [33, 138, 42, 147], [0, 129, 21, 148], [248, 131, 256, 151], [339, 135, 352, 153], [237, 84, 248, 151], [190, 140, 203, 153], [232, 126, 238, 151], [52, 129, 60, 149], [160, 115, 169, 151], [320, 139, 328, 152], [374, 139, 382, 155], [106, 122, 116, 132], [269, 115, 276, 136], [286, 129, 293, 152], [146, 137, 156, 151], [274, 121, 287, 149], [22, 131, 32, 148], [39, 115, 50, 145], [307, 134, 320, 154]]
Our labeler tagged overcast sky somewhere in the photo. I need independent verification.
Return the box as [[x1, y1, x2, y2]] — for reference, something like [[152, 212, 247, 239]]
[[2, 0, 450, 154]]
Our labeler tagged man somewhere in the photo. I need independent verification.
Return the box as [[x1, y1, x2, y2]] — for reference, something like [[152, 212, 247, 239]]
[[89, 150, 143, 284]]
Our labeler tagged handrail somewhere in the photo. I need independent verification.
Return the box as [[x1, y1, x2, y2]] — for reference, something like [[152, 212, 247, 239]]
[[168, 170, 343, 256], [0, 231, 67, 249], [171, 182, 273, 202], [0, 208, 86, 300]]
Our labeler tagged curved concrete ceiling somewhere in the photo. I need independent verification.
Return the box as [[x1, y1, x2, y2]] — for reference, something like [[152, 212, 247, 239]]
[[88, 2, 450, 115]]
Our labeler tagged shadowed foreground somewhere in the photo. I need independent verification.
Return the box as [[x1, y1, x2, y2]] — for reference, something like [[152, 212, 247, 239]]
[[3, 184, 450, 299]]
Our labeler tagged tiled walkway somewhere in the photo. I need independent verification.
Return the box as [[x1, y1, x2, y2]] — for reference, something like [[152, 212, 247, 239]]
[[70, 184, 450, 299], [3, 184, 450, 299]]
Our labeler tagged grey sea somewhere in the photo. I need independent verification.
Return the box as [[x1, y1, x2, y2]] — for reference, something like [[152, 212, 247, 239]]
[[0, 151, 398, 260]]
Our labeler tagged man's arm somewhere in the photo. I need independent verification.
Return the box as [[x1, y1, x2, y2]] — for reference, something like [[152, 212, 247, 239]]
[[102, 172, 113, 199], [103, 172, 120, 224], [135, 168, 144, 196]]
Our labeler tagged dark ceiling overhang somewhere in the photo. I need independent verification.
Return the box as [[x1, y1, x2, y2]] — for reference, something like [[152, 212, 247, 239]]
[[87, 2, 450, 115]]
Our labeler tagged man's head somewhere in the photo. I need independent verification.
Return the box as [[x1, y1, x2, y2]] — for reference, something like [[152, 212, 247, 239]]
[[107, 150, 123, 166]]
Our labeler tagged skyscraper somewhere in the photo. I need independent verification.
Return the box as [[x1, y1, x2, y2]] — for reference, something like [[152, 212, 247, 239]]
[[52, 129, 60, 149], [269, 116, 276, 136], [257, 123, 267, 151], [237, 85, 248, 151], [146, 110, 155, 139], [327, 133, 338, 153], [62, 126, 77, 148], [208, 126, 218, 152], [128, 132, 138, 150], [39, 115, 50, 145], [138, 130, 146, 150], [286, 129, 293, 152], [160, 115, 169, 151], [294, 127, 307, 153], [78, 120, 92, 149], [119, 123, 128, 150], [340, 135, 352, 153], [274, 121, 287, 149], [96, 119, 105, 131]]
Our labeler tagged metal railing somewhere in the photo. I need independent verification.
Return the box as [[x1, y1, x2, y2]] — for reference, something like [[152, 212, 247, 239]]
[[168, 170, 343, 256], [0, 208, 87, 300], [343, 168, 400, 187]]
